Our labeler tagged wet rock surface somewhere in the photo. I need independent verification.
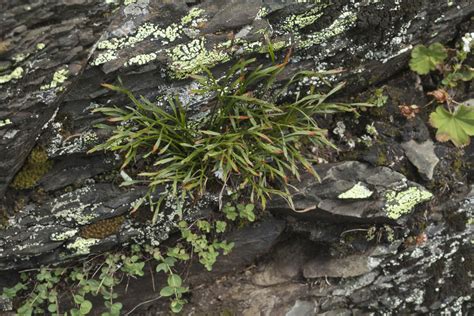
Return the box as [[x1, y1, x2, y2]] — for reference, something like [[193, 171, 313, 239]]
[[0, 0, 473, 315]]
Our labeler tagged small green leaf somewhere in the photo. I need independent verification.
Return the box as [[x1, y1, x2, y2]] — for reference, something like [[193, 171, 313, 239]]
[[168, 274, 182, 288], [47, 304, 57, 313], [215, 221, 227, 233], [409, 43, 447, 75], [110, 303, 122, 316], [160, 286, 175, 297], [80, 300, 93, 314], [429, 104, 474, 147], [170, 299, 185, 313]]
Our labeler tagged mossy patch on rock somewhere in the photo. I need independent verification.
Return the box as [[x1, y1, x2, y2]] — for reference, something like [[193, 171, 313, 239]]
[[10, 147, 52, 190], [80, 216, 125, 239]]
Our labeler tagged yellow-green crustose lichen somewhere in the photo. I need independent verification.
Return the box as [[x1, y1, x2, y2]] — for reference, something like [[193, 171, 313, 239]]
[[299, 11, 358, 48], [10, 147, 52, 190], [0, 67, 24, 84], [338, 182, 373, 199], [168, 38, 230, 78], [66, 237, 100, 255], [91, 7, 206, 67], [36, 43, 46, 51], [12, 53, 29, 63], [384, 186, 433, 219], [40, 67, 69, 91], [278, 4, 329, 33], [0, 119, 12, 127]]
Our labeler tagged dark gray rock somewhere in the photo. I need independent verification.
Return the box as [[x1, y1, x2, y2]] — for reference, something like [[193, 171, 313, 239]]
[[252, 238, 315, 286], [269, 161, 433, 223], [285, 300, 318, 316], [402, 139, 439, 180]]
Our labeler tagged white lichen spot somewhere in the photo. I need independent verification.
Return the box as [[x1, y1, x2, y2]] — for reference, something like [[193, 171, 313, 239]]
[[124, 0, 137, 5], [66, 237, 100, 255], [384, 186, 433, 219], [50, 229, 79, 241], [461, 32, 474, 53], [0, 67, 24, 84], [333, 121, 346, 139], [338, 182, 373, 199]]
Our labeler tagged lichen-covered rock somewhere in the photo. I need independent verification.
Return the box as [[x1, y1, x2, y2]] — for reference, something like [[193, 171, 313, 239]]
[[269, 161, 433, 223], [1, 0, 473, 197]]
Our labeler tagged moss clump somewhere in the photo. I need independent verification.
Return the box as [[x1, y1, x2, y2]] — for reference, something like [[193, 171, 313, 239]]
[[10, 147, 52, 190], [80, 216, 125, 239], [0, 206, 8, 228], [376, 151, 388, 166]]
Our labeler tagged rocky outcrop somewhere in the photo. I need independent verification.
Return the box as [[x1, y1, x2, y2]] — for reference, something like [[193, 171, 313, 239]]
[[0, 0, 473, 315]]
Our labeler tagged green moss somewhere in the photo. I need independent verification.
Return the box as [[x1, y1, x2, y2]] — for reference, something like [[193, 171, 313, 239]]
[[384, 186, 433, 219], [80, 216, 125, 239], [10, 147, 52, 190], [0, 206, 8, 228], [376, 151, 388, 166]]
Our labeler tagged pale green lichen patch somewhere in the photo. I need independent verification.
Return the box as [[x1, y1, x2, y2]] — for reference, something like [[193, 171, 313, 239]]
[[0, 67, 24, 84], [168, 39, 230, 78], [299, 11, 358, 49], [338, 182, 373, 199], [50, 229, 79, 241], [125, 53, 157, 66], [93, 7, 207, 67], [384, 186, 433, 219], [91, 50, 118, 66], [0, 119, 12, 128], [255, 7, 269, 20], [279, 4, 329, 33], [36, 43, 46, 51], [181, 7, 205, 25], [52, 187, 101, 225], [40, 67, 69, 91], [12, 53, 29, 63], [66, 237, 100, 255]]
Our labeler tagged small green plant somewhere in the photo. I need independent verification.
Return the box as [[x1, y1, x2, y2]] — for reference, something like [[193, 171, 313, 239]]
[[90, 58, 367, 213], [367, 87, 388, 108], [409, 40, 474, 147], [409, 42, 448, 75], [429, 104, 474, 147]]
